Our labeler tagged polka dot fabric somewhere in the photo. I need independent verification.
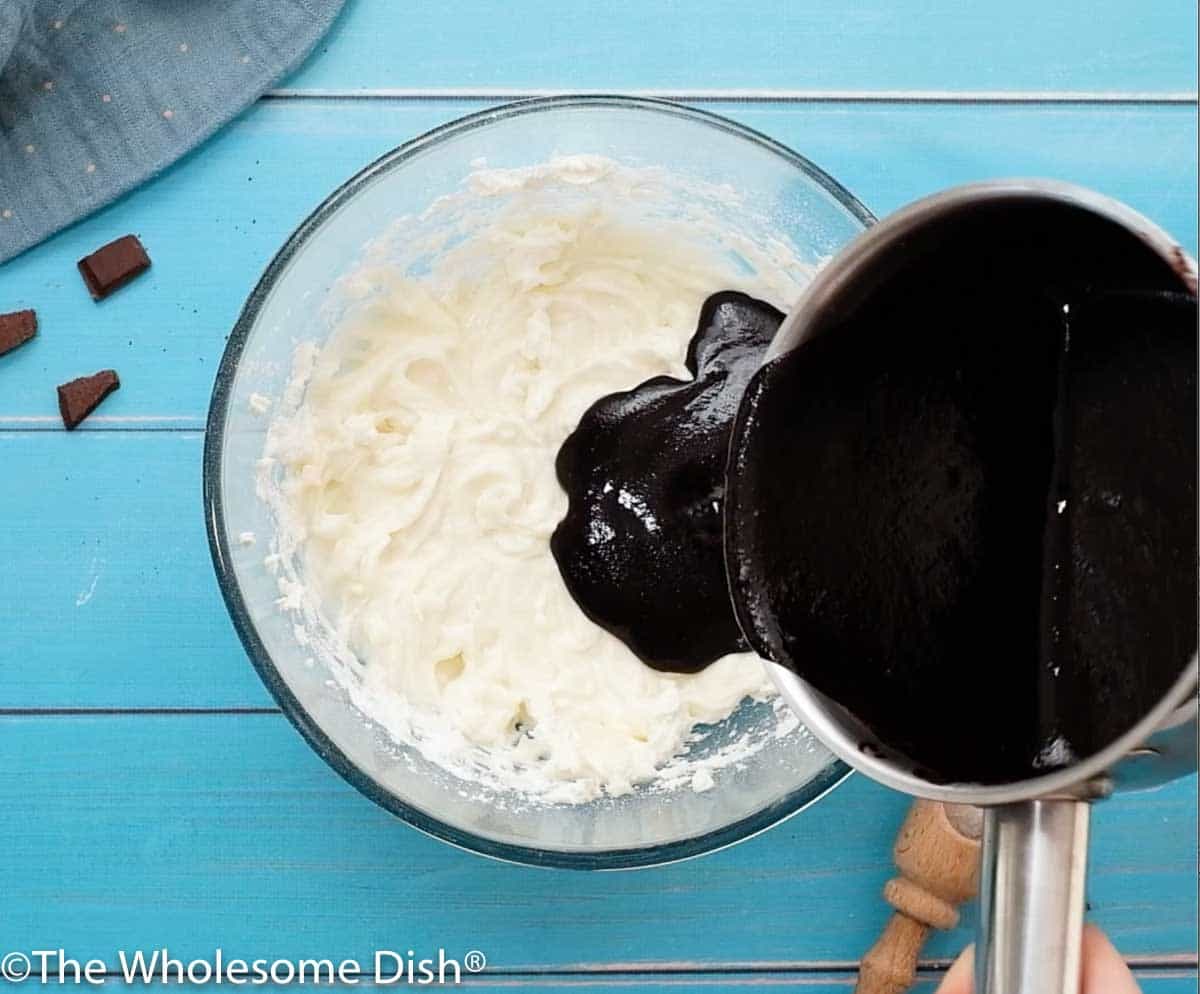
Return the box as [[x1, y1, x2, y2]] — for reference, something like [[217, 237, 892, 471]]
[[0, 0, 345, 263]]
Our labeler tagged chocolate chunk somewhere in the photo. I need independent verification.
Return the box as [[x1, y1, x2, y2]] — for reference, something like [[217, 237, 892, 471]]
[[552, 291, 784, 673], [78, 235, 150, 300], [0, 309, 37, 356], [58, 370, 120, 429]]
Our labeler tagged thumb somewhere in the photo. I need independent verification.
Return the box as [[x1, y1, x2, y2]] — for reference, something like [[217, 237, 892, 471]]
[[934, 946, 974, 994], [932, 927, 1141, 994], [1081, 925, 1142, 994]]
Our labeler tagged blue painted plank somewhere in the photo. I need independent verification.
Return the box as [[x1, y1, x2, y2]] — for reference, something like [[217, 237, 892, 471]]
[[284, 0, 1199, 94], [0, 432, 261, 708], [0, 100, 1195, 426], [1140, 977, 1200, 994], [0, 718, 1194, 967]]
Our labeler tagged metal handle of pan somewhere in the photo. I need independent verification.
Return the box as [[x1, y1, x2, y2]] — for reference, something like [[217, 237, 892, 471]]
[[976, 799, 1092, 994]]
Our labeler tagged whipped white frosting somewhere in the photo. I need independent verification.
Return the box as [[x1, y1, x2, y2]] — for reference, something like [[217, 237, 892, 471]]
[[265, 157, 813, 802]]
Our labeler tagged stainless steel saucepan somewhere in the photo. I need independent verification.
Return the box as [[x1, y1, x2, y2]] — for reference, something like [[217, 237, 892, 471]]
[[732, 180, 1198, 994]]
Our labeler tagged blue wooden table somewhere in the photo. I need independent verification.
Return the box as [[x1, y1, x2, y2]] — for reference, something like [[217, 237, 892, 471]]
[[1, 2, 1197, 991]]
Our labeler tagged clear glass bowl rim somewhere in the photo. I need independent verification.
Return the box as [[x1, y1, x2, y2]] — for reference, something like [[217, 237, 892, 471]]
[[202, 94, 875, 870]]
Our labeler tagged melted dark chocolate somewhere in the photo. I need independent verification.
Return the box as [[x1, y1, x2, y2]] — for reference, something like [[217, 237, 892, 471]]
[[726, 198, 1197, 784], [552, 291, 784, 673]]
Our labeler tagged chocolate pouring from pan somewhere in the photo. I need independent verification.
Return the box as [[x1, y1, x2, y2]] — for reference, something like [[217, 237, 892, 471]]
[[724, 180, 1197, 994]]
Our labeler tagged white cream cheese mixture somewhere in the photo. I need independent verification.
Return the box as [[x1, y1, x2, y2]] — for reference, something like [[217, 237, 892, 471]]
[[264, 156, 813, 802]]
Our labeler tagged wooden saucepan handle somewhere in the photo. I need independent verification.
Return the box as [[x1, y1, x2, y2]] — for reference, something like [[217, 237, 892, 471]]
[[855, 800, 984, 994]]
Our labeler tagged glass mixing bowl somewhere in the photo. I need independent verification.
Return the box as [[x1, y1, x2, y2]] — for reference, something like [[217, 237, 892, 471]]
[[204, 96, 873, 868]]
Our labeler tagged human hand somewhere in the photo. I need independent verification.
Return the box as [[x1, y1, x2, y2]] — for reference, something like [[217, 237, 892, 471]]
[[934, 925, 1141, 994]]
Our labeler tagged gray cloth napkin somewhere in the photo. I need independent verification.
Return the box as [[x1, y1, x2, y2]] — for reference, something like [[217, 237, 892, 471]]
[[0, 0, 345, 264]]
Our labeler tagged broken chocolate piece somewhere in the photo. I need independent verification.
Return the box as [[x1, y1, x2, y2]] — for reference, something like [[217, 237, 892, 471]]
[[58, 370, 120, 429], [0, 309, 37, 356], [77, 235, 150, 300]]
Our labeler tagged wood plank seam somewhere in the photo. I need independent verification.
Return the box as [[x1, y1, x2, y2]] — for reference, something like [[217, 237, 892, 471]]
[[0, 421, 205, 431], [37, 963, 1200, 978], [112, 956, 1197, 971], [263, 88, 1200, 104], [0, 707, 280, 715], [481, 961, 1200, 973]]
